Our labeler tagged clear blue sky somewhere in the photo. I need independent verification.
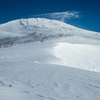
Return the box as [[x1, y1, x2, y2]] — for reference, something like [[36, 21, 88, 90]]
[[0, 0, 100, 32]]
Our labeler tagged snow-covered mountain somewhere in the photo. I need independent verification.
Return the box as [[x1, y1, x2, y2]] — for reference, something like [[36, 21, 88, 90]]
[[0, 18, 100, 100], [0, 18, 99, 38], [0, 18, 100, 47]]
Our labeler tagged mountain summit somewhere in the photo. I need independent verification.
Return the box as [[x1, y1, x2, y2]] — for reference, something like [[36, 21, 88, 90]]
[[0, 18, 99, 39], [0, 18, 100, 100]]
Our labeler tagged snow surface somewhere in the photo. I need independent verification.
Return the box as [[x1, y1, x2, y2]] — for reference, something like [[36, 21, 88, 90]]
[[53, 42, 100, 72], [0, 41, 100, 100], [0, 18, 100, 39], [0, 18, 100, 100]]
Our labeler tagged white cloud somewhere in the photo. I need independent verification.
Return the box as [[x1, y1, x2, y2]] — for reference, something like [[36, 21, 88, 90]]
[[32, 11, 80, 22]]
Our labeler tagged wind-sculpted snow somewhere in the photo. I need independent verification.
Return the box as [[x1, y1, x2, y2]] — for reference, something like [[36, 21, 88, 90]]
[[53, 42, 100, 72], [0, 42, 100, 100], [0, 18, 100, 100]]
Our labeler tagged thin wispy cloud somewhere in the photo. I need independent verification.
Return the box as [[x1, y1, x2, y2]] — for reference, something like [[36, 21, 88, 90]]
[[32, 11, 80, 22]]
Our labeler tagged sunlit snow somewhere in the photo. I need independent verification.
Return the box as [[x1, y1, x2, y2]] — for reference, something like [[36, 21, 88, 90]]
[[0, 18, 100, 100]]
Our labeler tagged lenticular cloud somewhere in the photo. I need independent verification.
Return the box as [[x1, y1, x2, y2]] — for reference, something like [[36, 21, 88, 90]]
[[32, 11, 80, 22]]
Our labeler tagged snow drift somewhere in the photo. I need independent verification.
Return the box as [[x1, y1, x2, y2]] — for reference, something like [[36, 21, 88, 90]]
[[0, 18, 100, 100]]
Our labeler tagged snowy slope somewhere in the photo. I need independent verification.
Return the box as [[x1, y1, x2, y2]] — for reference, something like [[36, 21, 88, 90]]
[[0, 18, 100, 100], [53, 42, 100, 71], [0, 42, 100, 100], [0, 18, 100, 39]]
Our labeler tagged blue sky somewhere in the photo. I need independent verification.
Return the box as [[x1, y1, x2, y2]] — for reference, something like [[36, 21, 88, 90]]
[[0, 0, 100, 32]]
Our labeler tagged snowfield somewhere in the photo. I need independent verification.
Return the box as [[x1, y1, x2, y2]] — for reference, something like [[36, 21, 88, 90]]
[[0, 18, 100, 39], [0, 18, 100, 100], [53, 42, 100, 72]]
